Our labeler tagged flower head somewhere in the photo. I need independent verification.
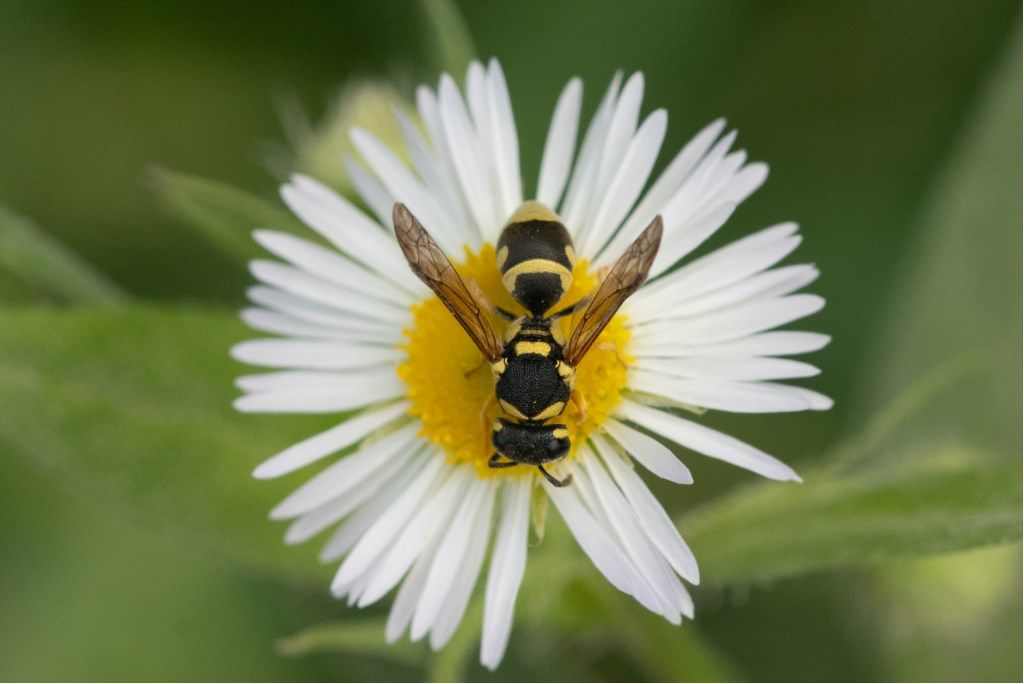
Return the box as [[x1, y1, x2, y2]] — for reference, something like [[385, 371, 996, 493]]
[[233, 58, 830, 670]]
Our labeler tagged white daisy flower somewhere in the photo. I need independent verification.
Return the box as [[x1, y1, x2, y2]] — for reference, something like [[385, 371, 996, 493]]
[[233, 58, 830, 670]]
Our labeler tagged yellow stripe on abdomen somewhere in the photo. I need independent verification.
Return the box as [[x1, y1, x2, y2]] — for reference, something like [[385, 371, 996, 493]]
[[514, 340, 552, 356]]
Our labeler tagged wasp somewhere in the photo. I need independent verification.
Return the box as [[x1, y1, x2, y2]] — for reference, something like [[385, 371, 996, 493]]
[[393, 201, 662, 487]]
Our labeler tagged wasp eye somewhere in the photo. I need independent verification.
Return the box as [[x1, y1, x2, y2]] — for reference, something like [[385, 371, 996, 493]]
[[547, 439, 561, 451]]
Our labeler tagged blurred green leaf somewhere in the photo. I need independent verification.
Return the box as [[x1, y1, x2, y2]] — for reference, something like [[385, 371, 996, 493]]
[[0, 305, 332, 582], [278, 617, 426, 666], [417, 0, 477, 78], [274, 82, 413, 196], [428, 598, 483, 682], [857, 33, 1021, 457], [0, 204, 127, 304], [151, 168, 305, 263], [678, 35, 1022, 586], [683, 372, 1020, 585]]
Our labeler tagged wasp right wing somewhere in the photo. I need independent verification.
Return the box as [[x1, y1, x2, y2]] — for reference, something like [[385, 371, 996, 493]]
[[563, 216, 663, 366], [393, 203, 504, 363]]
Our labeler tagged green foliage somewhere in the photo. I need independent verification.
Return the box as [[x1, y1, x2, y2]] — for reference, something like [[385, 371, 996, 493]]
[[0, 205, 127, 304], [683, 363, 1021, 585], [680, 35, 1022, 586], [0, 306, 332, 581], [277, 618, 427, 665], [417, 0, 478, 78], [151, 168, 307, 264], [0, 0, 1019, 681]]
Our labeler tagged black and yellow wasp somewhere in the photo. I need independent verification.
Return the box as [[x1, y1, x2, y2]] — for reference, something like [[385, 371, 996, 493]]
[[393, 201, 662, 487]]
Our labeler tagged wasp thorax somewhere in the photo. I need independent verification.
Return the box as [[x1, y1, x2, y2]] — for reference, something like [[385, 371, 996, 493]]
[[492, 418, 570, 465], [496, 201, 576, 317]]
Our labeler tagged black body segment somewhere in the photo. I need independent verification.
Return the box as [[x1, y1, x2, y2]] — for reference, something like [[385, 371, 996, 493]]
[[496, 348, 570, 419], [491, 418, 570, 465], [496, 201, 575, 316]]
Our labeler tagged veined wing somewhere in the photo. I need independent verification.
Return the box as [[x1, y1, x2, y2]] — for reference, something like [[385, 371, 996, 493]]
[[564, 216, 663, 366], [393, 203, 504, 362]]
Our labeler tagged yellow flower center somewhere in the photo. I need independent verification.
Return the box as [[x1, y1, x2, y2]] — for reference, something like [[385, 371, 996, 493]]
[[397, 243, 632, 478]]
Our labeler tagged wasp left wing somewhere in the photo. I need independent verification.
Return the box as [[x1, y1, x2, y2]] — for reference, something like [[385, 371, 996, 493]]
[[563, 216, 663, 366], [393, 203, 504, 363]]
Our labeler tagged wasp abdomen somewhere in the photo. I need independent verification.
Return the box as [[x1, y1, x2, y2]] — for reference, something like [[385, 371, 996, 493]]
[[496, 201, 576, 316], [491, 418, 569, 465]]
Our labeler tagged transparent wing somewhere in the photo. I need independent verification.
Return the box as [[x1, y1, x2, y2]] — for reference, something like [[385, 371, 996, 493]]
[[563, 216, 663, 366], [393, 203, 504, 362]]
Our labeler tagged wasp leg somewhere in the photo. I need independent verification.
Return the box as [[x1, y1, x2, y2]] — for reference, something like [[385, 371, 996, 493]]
[[538, 464, 572, 487], [550, 298, 589, 319], [494, 306, 517, 321], [488, 452, 518, 469], [466, 278, 516, 321], [463, 360, 486, 378], [570, 387, 589, 423], [480, 393, 498, 453], [596, 341, 628, 368]]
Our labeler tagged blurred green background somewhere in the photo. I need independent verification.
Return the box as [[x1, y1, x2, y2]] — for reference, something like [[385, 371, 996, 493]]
[[0, 0, 1020, 680]]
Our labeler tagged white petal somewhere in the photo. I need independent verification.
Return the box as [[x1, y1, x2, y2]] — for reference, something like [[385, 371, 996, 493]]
[[429, 481, 495, 650], [319, 449, 429, 564], [649, 201, 738, 278], [284, 449, 411, 544], [485, 59, 523, 223], [656, 129, 737, 221], [632, 261, 817, 324], [235, 369, 388, 392], [632, 294, 825, 347], [599, 118, 726, 262], [571, 72, 644, 247], [413, 87, 475, 239], [252, 230, 409, 308], [281, 176, 421, 293], [386, 531, 439, 642], [545, 478, 645, 600], [633, 330, 831, 359], [655, 265, 819, 321], [245, 286, 402, 337], [343, 156, 395, 229], [480, 478, 531, 670], [628, 372, 813, 413], [588, 72, 645, 210], [580, 449, 688, 622], [357, 466, 472, 607], [330, 454, 446, 593], [616, 399, 801, 481], [231, 339, 400, 370], [270, 422, 420, 518], [637, 222, 799, 305], [592, 434, 699, 584], [240, 307, 396, 344], [249, 260, 409, 326], [559, 71, 623, 231], [438, 73, 496, 238], [411, 479, 492, 640], [536, 77, 583, 209], [234, 374, 405, 414], [253, 401, 410, 479], [580, 108, 667, 257], [566, 465, 663, 614], [603, 418, 692, 484], [350, 127, 467, 255], [762, 383, 833, 410], [631, 355, 820, 381]]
